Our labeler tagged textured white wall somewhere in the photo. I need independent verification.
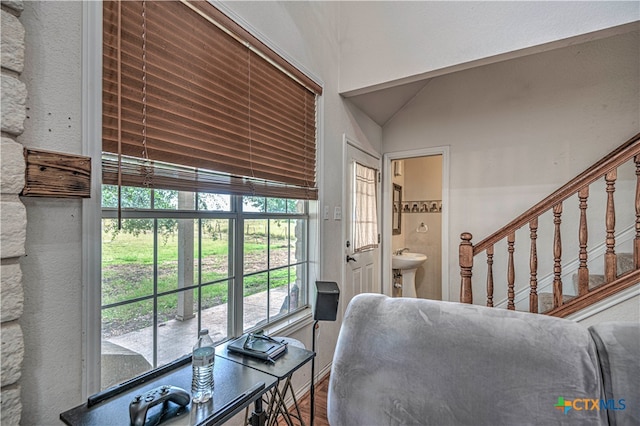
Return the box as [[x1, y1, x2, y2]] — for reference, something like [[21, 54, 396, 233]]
[[16, 1, 377, 423], [574, 293, 640, 327], [220, 0, 382, 405], [18, 1, 89, 423], [340, 1, 639, 93], [383, 30, 639, 302]]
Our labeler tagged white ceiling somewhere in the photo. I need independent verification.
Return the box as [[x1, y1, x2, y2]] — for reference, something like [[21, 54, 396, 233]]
[[337, 1, 637, 128], [343, 79, 431, 126]]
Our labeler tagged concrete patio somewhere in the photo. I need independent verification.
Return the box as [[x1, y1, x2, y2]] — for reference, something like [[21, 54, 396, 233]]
[[102, 287, 288, 389]]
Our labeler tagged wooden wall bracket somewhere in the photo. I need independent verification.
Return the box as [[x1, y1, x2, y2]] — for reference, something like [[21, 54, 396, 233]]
[[22, 148, 91, 198]]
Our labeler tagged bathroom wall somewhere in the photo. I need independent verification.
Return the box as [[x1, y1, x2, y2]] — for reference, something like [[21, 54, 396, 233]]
[[394, 156, 443, 299], [404, 156, 442, 300]]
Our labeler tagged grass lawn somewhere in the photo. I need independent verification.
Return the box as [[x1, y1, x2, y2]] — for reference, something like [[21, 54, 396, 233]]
[[102, 222, 296, 336]]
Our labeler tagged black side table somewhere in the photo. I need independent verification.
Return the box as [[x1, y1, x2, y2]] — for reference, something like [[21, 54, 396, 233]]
[[60, 355, 278, 426], [217, 338, 315, 426]]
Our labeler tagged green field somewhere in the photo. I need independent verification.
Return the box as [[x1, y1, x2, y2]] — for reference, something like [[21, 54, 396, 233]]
[[102, 220, 295, 336]]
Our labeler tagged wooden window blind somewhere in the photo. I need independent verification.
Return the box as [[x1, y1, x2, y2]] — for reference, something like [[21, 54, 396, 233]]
[[102, 0, 321, 200]]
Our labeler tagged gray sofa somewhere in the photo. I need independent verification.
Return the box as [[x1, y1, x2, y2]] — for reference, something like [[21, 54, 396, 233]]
[[327, 294, 639, 425]]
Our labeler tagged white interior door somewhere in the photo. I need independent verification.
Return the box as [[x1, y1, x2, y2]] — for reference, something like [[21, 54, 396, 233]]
[[343, 137, 381, 317]]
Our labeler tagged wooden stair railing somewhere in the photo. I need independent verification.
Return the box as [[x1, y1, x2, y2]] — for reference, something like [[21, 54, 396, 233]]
[[460, 132, 640, 318]]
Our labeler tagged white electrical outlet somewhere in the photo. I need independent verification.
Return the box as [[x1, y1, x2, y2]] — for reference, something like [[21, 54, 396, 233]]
[[334, 206, 342, 220], [323, 205, 329, 220]]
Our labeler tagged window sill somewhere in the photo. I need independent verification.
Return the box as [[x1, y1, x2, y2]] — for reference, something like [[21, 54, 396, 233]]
[[262, 307, 314, 338]]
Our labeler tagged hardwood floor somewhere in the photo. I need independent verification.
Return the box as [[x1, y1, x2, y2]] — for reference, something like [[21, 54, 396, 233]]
[[276, 374, 330, 426]]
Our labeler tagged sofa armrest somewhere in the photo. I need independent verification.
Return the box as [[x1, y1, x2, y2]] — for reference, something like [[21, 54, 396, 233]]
[[589, 322, 640, 426]]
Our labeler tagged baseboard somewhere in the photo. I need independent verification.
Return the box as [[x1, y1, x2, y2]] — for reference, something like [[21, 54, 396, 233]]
[[284, 362, 331, 408]]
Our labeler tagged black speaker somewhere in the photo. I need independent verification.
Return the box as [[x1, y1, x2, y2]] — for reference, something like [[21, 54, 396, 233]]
[[314, 281, 340, 321]]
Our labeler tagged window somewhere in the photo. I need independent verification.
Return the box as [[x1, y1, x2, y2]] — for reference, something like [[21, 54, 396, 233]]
[[353, 162, 379, 252], [101, 188, 308, 388], [98, 1, 321, 389]]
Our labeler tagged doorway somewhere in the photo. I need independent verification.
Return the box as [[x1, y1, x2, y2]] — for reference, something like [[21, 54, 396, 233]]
[[383, 147, 450, 301], [342, 136, 382, 318]]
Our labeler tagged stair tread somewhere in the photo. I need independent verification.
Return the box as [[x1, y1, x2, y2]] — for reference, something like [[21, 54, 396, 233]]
[[538, 292, 575, 313], [572, 274, 605, 291], [618, 253, 634, 273], [570, 252, 634, 292]]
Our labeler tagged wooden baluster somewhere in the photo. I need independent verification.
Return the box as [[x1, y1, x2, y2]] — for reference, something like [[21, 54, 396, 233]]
[[605, 170, 617, 282], [459, 232, 473, 304], [529, 218, 538, 313], [553, 203, 563, 309], [507, 233, 515, 310], [486, 245, 494, 307], [577, 187, 590, 296], [635, 155, 640, 269]]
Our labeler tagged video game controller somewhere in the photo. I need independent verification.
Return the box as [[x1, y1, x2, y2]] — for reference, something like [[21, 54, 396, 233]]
[[129, 385, 191, 426]]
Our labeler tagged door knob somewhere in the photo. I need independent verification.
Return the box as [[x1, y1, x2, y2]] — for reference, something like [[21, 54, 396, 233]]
[[346, 255, 357, 263]]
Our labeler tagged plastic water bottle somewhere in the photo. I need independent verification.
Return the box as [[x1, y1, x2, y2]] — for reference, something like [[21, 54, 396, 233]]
[[191, 329, 215, 403]]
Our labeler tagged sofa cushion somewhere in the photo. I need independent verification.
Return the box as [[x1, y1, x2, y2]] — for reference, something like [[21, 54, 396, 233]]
[[589, 322, 640, 426], [328, 294, 607, 425]]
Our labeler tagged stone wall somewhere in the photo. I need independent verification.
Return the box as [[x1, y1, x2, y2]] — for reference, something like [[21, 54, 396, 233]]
[[1, 0, 26, 424]]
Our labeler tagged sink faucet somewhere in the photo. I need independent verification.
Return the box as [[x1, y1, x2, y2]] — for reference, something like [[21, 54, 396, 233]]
[[395, 248, 410, 255]]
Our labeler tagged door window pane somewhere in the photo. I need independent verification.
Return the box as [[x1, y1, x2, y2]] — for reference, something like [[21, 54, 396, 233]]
[[353, 162, 379, 252]]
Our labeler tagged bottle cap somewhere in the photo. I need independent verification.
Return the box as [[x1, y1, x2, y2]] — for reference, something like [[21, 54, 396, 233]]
[[199, 329, 209, 336]]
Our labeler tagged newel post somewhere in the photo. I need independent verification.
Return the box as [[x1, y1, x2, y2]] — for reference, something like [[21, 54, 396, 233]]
[[459, 232, 473, 304]]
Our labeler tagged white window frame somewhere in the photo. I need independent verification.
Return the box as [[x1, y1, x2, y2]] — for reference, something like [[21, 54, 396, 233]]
[[82, 1, 104, 398], [82, 1, 321, 397], [99, 191, 309, 372]]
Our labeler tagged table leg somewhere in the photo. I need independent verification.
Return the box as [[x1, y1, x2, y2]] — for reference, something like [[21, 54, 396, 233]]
[[267, 385, 293, 426], [250, 397, 267, 426], [264, 376, 306, 426], [281, 377, 305, 426]]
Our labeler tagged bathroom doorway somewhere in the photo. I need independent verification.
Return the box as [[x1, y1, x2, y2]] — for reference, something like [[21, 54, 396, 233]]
[[382, 147, 449, 301]]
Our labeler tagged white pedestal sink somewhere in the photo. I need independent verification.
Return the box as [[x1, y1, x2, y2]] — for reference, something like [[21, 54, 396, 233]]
[[392, 252, 427, 298]]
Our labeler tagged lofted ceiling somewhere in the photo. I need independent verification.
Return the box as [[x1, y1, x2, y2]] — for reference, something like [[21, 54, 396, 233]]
[[342, 79, 430, 127], [339, 22, 639, 128]]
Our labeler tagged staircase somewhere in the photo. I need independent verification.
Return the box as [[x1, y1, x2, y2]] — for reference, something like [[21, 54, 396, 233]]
[[459, 132, 640, 318]]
